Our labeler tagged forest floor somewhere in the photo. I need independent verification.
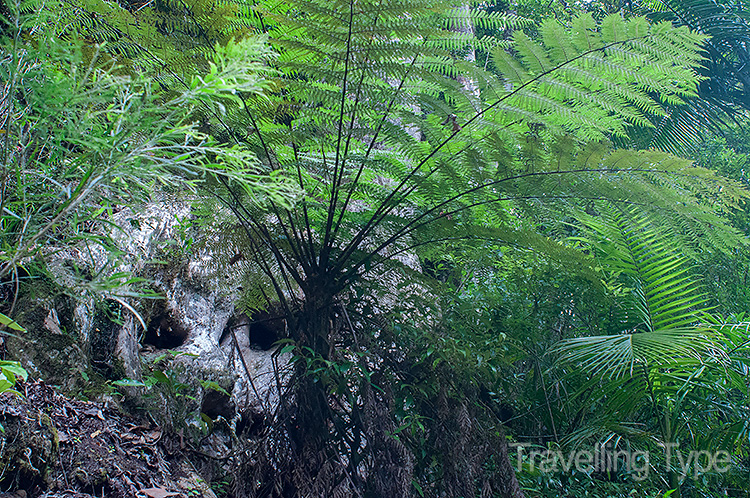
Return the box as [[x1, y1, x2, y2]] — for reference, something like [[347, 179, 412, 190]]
[[0, 381, 217, 498]]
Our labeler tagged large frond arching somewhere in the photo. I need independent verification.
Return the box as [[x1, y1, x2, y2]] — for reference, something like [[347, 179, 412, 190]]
[[553, 209, 718, 379]]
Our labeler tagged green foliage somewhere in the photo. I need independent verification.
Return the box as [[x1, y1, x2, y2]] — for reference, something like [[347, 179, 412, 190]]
[[0, 0, 296, 333], [173, 1, 748, 495], [554, 208, 715, 386], [641, 0, 750, 115], [11, 0, 750, 495], [490, 14, 703, 140], [574, 209, 710, 332], [691, 126, 750, 316], [112, 350, 210, 433], [614, 0, 750, 153], [198, 379, 230, 396], [0, 360, 29, 432], [113, 350, 196, 395], [55, 0, 260, 77], [0, 360, 28, 396], [0, 312, 25, 333], [550, 211, 748, 496], [214, 3, 732, 316]]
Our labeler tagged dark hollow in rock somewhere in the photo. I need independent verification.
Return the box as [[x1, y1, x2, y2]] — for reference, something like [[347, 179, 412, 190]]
[[201, 388, 235, 421], [143, 304, 188, 350], [220, 310, 286, 351], [248, 311, 285, 350]]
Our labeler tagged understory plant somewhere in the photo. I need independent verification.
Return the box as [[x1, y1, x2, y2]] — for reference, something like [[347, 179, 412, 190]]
[[0, 0, 295, 318], [552, 209, 750, 497]]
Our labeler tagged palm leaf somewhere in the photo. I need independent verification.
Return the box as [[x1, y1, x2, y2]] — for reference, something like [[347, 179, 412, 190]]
[[553, 328, 714, 380], [552, 209, 721, 384]]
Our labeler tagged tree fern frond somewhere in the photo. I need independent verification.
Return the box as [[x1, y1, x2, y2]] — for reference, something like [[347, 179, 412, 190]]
[[443, 9, 528, 32], [540, 18, 578, 64], [574, 208, 712, 332], [513, 31, 554, 74]]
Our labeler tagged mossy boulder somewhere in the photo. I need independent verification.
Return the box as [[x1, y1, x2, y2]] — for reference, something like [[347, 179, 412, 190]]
[[5, 290, 87, 392]]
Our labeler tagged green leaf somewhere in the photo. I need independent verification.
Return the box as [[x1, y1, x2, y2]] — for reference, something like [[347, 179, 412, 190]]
[[0, 372, 14, 393], [280, 344, 295, 355], [0, 313, 25, 332], [0, 362, 28, 382], [151, 370, 170, 384], [199, 379, 230, 396], [412, 480, 424, 497]]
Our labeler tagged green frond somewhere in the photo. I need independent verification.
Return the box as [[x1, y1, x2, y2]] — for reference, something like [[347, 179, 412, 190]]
[[491, 47, 529, 86], [553, 328, 714, 379], [540, 18, 578, 64], [443, 9, 528, 32], [551, 207, 722, 385], [513, 31, 553, 74], [575, 209, 712, 330], [571, 13, 603, 51]]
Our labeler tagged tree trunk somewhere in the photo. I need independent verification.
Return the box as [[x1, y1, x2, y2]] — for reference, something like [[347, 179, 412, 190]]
[[496, 430, 526, 498]]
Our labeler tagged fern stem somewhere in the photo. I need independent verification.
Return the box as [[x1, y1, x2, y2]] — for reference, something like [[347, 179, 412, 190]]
[[341, 166, 687, 282], [332, 52, 421, 242], [321, 0, 357, 269], [329, 32, 377, 249], [215, 174, 304, 301], [290, 140, 318, 269]]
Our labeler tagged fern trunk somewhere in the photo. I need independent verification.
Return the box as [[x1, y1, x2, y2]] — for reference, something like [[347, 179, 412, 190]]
[[495, 433, 526, 498]]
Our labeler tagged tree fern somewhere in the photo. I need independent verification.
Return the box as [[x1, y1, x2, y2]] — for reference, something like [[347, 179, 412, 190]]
[[190, 5, 748, 496], [37, 0, 750, 495]]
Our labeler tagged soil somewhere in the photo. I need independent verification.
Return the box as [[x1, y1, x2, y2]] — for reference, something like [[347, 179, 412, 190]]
[[0, 381, 217, 498]]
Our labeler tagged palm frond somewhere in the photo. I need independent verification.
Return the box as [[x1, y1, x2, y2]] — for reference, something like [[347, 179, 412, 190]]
[[552, 209, 721, 383]]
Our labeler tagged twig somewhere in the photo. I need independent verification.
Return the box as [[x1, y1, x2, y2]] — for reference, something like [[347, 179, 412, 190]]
[[8, 264, 19, 318], [59, 442, 70, 488], [186, 445, 233, 461], [229, 326, 267, 413]]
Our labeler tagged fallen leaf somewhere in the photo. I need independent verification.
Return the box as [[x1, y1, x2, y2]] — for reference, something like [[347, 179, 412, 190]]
[[83, 407, 105, 420], [145, 430, 161, 442], [139, 487, 180, 498]]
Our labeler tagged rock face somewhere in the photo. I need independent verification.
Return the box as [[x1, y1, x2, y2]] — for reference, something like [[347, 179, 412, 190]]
[[2, 196, 434, 498], [8, 199, 288, 440], [2, 199, 296, 496], [6, 291, 91, 394]]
